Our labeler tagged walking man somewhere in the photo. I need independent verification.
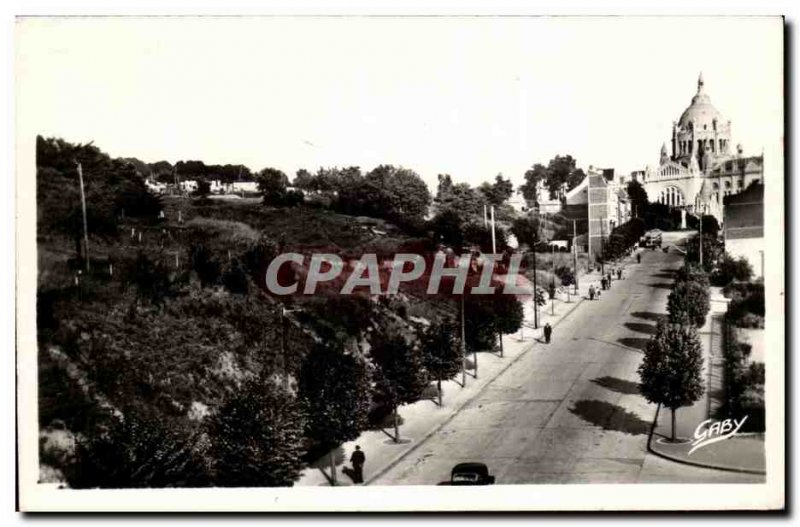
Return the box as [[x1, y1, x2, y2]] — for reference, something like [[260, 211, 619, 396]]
[[350, 445, 365, 484], [617, 268, 623, 280], [543, 323, 552, 344], [588, 285, 595, 300], [600, 277, 607, 291], [637, 253, 641, 264]]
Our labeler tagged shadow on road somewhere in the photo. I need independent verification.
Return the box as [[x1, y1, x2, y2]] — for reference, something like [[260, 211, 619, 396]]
[[648, 282, 675, 289], [630, 311, 668, 323], [569, 399, 650, 435], [624, 322, 657, 335], [591, 376, 641, 395], [651, 272, 677, 279], [617, 337, 650, 352]]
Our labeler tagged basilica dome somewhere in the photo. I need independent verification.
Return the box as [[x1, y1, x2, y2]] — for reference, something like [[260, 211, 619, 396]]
[[678, 73, 725, 131]]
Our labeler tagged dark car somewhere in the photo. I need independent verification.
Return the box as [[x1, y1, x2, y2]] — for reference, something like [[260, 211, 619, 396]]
[[449, 462, 496, 486]]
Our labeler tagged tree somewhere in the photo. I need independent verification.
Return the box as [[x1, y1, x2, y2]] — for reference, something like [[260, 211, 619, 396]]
[[510, 215, 540, 249], [421, 320, 462, 406], [67, 407, 209, 488], [190, 244, 221, 287], [479, 174, 514, 207], [363, 165, 432, 224], [193, 177, 211, 199], [464, 294, 523, 352], [626, 180, 648, 218], [713, 253, 753, 286], [207, 379, 304, 487], [700, 214, 720, 238], [299, 342, 372, 485], [430, 208, 465, 249], [638, 320, 705, 441], [686, 234, 723, 272], [370, 331, 429, 442], [256, 168, 290, 206], [293, 168, 315, 190], [667, 279, 710, 327], [519, 163, 548, 204]]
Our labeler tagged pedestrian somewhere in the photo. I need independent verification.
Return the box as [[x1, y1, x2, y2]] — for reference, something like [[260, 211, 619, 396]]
[[607, 272, 612, 287], [617, 268, 623, 280], [543, 323, 552, 344], [588, 285, 595, 300], [637, 253, 641, 264], [601, 277, 607, 291], [350, 445, 365, 484]]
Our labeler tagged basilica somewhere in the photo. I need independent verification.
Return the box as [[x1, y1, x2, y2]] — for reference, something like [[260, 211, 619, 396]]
[[634, 74, 764, 222]]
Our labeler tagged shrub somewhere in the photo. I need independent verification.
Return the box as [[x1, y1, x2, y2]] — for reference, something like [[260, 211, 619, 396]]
[[712, 253, 753, 286], [667, 279, 710, 327]]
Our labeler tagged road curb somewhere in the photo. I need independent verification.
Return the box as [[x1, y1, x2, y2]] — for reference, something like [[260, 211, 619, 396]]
[[364, 296, 586, 485]]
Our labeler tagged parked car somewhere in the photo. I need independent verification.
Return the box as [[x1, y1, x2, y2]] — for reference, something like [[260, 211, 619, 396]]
[[448, 462, 496, 485]]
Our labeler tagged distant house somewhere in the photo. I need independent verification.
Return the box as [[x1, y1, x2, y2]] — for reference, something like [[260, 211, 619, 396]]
[[226, 181, 259, 194], [723, 183, 764, 278]]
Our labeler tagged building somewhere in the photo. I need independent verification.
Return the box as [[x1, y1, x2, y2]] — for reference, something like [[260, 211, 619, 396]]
[[723, 183, 764, 278], [638, 74, 764, 222]]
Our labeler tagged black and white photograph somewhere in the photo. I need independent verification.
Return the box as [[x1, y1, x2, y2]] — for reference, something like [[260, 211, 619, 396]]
[[13, 11, 786, 512]]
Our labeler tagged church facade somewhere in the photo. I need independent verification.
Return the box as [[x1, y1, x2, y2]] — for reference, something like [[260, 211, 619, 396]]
[[635, 74, 763, 222]]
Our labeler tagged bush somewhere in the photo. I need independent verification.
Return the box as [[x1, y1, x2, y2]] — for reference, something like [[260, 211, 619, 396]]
[[667, 279, 710, 327], [554, 265, 575, 287], [207, 380, 304, 487], [712, 253, 754, 287], [720, 321, 764, 432]]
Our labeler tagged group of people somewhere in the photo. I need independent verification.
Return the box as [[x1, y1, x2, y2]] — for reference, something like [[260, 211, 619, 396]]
[[586, 251, 643, 301]]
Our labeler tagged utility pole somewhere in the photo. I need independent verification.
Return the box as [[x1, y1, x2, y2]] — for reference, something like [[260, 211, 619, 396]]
[[532, 236, 539, 330], [75, 162, 90, 272], [460, 293, 466, 387], [600, 221, 605, 276], [699, 208, 704, 268], [573, 220, 579, 296], [490, 206, 496, 254], [551, 243, 556, 315]]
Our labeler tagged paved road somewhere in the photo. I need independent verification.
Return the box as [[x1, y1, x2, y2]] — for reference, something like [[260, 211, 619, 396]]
[[374, 239, 763, 485]]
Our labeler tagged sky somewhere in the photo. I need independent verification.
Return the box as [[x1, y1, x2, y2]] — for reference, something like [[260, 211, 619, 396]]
[[16, 16, 784, 191]]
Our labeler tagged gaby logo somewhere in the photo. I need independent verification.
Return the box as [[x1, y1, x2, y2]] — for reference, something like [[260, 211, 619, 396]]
[[688, 417, 748, 455]]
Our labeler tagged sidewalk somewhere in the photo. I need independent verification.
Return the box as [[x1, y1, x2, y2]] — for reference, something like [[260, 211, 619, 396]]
[[648, 287, 766, 475]]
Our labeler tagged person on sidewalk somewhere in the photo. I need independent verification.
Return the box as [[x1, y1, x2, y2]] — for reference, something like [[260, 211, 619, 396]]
[[600, 277, 607, 291], [588, 285, 595, 300], [617, 268, 623, 280], [637, 253, 641, 264], [350, 445, 365, 484], [543, 323, 552, 344]]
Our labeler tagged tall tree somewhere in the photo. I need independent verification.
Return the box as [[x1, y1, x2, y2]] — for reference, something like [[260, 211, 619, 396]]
[[421, 320, 462, 406], [519, 163, 548, 204], [256, 167, 290, 206], [667, 279, 710, 327], [207, 379, 304, 487], [299, 342, 372, 485], [626, 180, 649, 218], [370, 331, 429, 442], [638, 320, 705, 441], [479, 174, 514, 207]]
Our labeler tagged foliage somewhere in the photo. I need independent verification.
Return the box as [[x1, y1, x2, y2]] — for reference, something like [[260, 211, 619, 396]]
[[685, 234, 723, 272], [700, 214, 720, 238], [667, 279, 710, 327], [478, 174, 514, 206], [421, 320, 462, 383], [207, 379, 304, 487], [222, 259, 249, 295], [256, 168, 293, 206], [370, 330, 429, 410], [723, 282, 764, 328], [510, 215, 540, 249], [626, 180, 648, 218], [67, 408, 209, 488], [189, 243, 221, 287], [675, 263, 710, 288], [193, 178, 211, 198], [602, 218, 646, 260], [299, 343, 372, 449], [638, 320, 705, 412], [519, 155, 585, 202], [555, 265, 575, 287], [720, 321, 764, 432], [464, 294, 524, 351], [430, 209, 465, 249], [712, 253, 754, 287]]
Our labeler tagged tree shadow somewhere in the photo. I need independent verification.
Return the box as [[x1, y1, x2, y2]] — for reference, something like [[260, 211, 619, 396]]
[[651, 272, 676, 279], [617, 337, 650, 352], [648, 282, 674, 289], [569, 399, 650, 435], [307, 445, 346, 485], [630, 311, 668, 324], [591, 376, 641, 395], [623, 322, 657, 335]]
